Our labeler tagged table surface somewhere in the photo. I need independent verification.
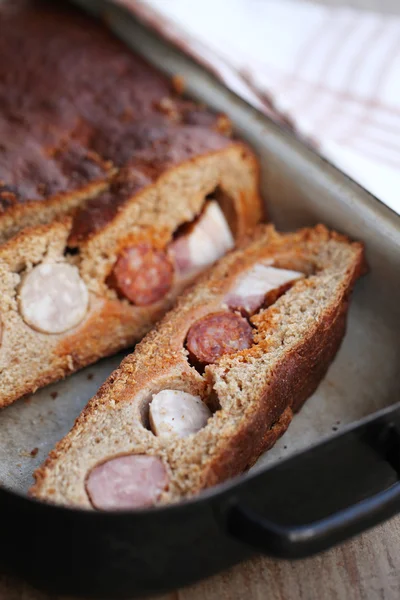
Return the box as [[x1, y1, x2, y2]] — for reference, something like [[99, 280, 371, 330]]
[[1, 515, 400, 600], [2, 0, 400, 598]]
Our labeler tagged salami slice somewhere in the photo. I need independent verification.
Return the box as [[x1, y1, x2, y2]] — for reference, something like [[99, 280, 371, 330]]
[[186, 311, 253, 368], [110, 244, 173, 306], [86, 455, 168, 510]]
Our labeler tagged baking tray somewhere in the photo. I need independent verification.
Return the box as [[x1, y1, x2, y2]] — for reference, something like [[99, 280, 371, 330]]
[[1, 1, 400, 597]]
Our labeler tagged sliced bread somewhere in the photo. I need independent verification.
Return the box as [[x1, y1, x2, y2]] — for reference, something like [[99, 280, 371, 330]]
[[31, 224, 366, 509], [0, 1, 262, 407]]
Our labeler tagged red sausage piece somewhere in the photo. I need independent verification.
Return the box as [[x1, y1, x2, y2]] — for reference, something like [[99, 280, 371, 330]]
[[186, 311, 253, 368], [111, 244, 173, 306], [86, 455, 168, 510]]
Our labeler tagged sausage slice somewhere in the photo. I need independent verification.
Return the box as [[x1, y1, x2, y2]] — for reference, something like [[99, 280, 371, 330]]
[[186, 311, 253, 368], [19, 263, 89, 334], [169, 201, 234, 277], [149, 390, 212, 438], [86, 455, 168, 510], [110, 244, 173, 306], [225, 264, 303, 316]]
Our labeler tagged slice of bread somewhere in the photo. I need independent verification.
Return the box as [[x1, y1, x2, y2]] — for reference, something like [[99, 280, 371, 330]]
[[0, 138, 260, 408], [0, 1, 262, 407], [31, 225, 366, 509]]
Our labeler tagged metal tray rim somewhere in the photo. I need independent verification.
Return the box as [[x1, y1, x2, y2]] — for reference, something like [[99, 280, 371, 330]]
[[1, 0, 399, 516]]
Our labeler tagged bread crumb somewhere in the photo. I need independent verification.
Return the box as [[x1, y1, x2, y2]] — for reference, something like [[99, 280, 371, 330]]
[[19, 449, 32, 458], [156, 97, 177, 115], [172, 74, 185, 95], [50, 391, 58, 399], [30, 447, 39, 457], [87, 373, 94, 381], [216, 115, 232, 137]]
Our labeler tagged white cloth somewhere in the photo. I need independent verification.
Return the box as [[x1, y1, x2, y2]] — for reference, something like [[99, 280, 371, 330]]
[[116, 0, 400, 215]]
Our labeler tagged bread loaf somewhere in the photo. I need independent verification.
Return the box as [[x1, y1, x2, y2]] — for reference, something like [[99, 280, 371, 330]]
[[0, 1, 262, 407], [31, 224, 366, 509]]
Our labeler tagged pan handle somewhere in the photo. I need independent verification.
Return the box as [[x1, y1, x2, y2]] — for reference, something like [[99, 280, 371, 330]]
[[224, 420, 400, 559]]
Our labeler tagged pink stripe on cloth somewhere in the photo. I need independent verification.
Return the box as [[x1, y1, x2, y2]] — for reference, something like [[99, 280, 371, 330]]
[[338, 34, 400, 145], [292, 11, 358, 114], [308, 18, 388, 137], [112, 0, 400, 215]]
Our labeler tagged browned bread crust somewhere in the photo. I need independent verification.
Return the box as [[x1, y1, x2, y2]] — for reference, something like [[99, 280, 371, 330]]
[[31, 225, 366, 508], [0, 0, 245, 243], [0, 140, 260, 408], [0, 1, 262, 407]]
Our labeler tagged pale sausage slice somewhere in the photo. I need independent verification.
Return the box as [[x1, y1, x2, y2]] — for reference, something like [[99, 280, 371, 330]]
[[225, 264, 303, 316], [19, 263, 89, 334], [169, 201, 234, 277], [86, 455, 168, 510], [110, 244, 173, 306], [186, 311, 253, 368], [149, 390, 212, 438]]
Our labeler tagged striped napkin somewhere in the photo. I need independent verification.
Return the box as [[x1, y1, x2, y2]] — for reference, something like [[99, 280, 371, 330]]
[[115, 0, 400, 216]]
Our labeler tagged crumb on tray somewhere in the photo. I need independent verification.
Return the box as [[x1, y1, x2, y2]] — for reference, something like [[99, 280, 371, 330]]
[[172, 74, 185, 94]]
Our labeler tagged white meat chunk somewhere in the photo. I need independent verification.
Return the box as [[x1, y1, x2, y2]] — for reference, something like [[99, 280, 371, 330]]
[[19, 262, 89, 334]]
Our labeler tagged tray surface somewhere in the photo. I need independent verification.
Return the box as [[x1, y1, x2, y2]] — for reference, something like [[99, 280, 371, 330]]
[[0, 0, 400, 502]]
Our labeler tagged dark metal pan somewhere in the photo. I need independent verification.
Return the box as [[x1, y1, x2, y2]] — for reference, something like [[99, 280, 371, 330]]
[[0, 1, 400, 597], [2, 406, 400, 598]]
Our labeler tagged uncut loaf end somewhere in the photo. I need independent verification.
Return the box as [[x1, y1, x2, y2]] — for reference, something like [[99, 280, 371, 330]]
[[0, 1, 262, 408]]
